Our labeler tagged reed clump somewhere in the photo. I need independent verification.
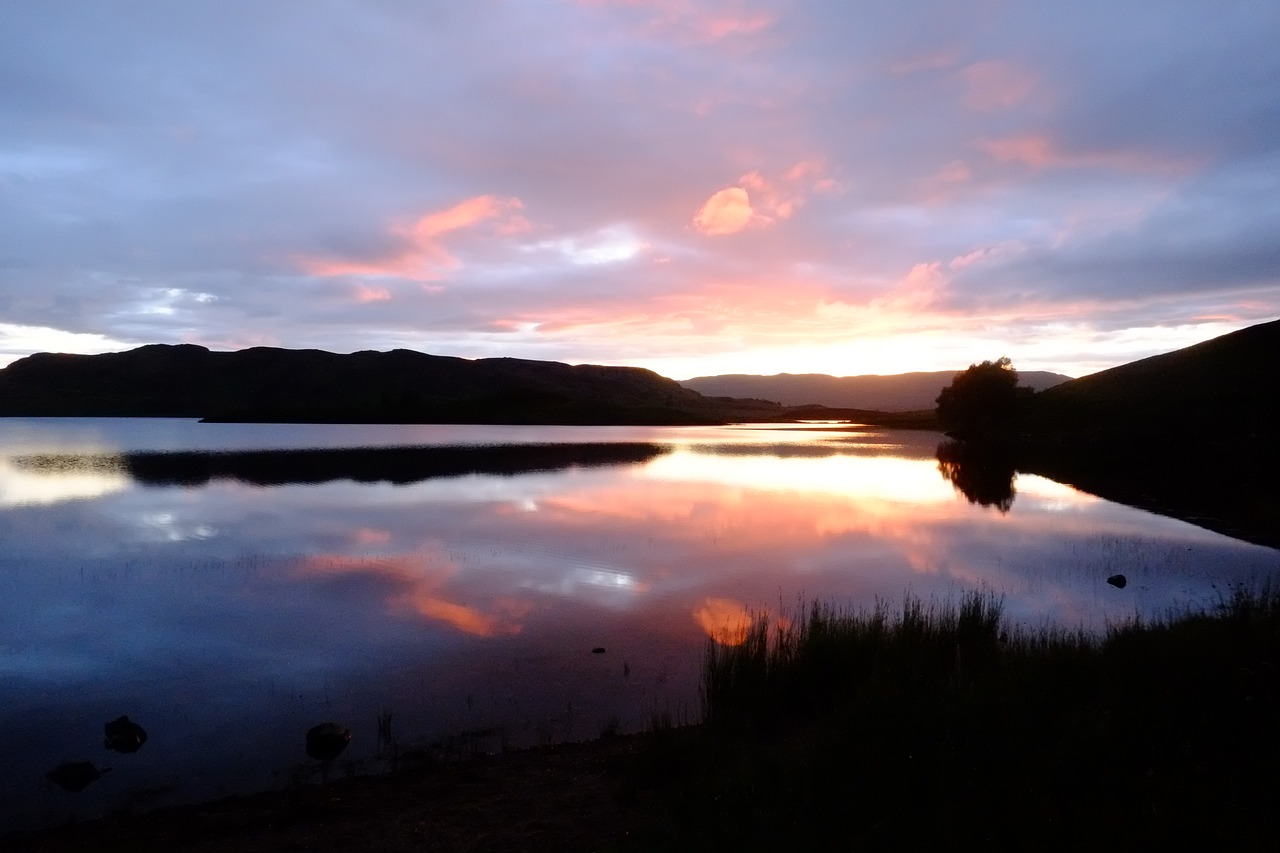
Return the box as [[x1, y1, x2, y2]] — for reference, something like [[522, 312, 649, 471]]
[[624, 586, 1280, 850]]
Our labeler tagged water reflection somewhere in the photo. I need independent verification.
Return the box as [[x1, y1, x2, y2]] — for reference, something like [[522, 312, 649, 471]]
[[10, 443, 668, 487], [0, 419, 1275, 834], [935, 439, 1017, 512], [0, 454, 130, 507], [693, 599, 754, 646]]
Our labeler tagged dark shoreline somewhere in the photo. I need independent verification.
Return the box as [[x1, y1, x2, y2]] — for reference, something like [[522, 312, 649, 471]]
[[5, 735, 653, 853], [11, 588, 1280, 851]]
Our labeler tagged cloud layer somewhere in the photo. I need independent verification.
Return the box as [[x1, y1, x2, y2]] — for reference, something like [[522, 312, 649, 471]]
[[2, 0, 1277, 377]]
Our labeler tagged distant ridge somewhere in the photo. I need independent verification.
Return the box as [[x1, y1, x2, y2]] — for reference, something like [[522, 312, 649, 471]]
[[680, 369, 1071, 412], [0, 345, 768, 425]]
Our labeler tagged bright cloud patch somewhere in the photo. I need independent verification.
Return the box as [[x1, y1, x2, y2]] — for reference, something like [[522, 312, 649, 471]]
[[531, 226, 649, 265], [693, 186, 757, 235], [0, 323, 135, 368]]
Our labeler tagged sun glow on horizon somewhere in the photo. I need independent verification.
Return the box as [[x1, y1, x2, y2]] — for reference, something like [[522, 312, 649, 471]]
[[0, 312, 1264, 382]]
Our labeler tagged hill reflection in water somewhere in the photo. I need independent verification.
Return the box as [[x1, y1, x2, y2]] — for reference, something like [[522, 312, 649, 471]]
[[0, 420, 1275, 834], [11, 442, 670, 487]]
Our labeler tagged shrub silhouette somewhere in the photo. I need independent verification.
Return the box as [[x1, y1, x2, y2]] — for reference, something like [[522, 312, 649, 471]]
[[936, 356, 1032, 439]]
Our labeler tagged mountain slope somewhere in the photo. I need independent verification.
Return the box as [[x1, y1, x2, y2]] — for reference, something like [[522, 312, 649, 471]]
[[1015, 318, 1280, 549], [680, 370, 1071, 411], [1025, 318, 1280, 442]]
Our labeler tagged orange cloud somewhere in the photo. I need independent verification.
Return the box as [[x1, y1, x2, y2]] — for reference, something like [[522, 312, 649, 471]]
[[693, 160, 840, 235], [293, 552, 529, 637], [409, 195, 525, 240], [301, 194, 526, 281], [403, 593, 530, 637], [693, 187, 757, 235]]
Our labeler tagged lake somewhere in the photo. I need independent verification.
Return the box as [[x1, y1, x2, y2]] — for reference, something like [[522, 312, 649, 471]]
[[2, 418, 1276, 832]]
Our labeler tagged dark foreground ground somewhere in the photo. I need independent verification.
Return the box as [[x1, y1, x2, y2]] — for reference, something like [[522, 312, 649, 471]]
[[12, 589, 1280, 852], [7, 736, 652, 852]]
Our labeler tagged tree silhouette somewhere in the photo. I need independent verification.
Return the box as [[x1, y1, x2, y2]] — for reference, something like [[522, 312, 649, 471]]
[[935, 357, 1032, 439]]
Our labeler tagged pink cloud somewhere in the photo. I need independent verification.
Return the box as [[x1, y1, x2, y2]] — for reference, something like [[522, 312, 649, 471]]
[[874, 262, 948, 312], [916, 159, 975, 205], [949, 241, 1026, 270], [301, 195, 526, 281], [932, 160, 973, 184], [577, 0, 775, 45], [888, 48, 962, 75], [701, 11, 772, 40], [693, 159, 841, 235], [354, 284, 391, 302], [978, 134, 1197, 174], [959, 60, 1037, 111]]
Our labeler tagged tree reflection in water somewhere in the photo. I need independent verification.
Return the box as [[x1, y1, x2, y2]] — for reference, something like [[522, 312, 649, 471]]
[[935, 439, 1017, 512]]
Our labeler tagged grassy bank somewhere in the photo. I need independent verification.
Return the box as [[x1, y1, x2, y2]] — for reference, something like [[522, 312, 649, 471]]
[[621, 589, 1280, 850], [12, 589, 1279, 851]]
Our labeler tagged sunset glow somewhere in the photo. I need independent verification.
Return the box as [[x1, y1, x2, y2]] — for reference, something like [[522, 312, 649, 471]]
[[1, 3, 1277, 375]]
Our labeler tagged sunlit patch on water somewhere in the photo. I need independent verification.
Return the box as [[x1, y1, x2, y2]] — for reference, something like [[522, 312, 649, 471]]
[[0, 454, 130, 507]]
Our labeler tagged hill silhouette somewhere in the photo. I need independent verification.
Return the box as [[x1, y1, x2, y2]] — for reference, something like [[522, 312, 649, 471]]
[[1014, 318, 1280, 549], [1024, 318, 1280, 445], [681, 369, 1070, 411], [0, 345, 779, 425]]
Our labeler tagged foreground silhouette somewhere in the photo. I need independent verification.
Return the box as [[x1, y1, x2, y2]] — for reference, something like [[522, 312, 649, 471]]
[[45, 762, 108, 793], [305, 723, 352, 762], [15, 590, 1280, 850], [104, 716, 147, 754]]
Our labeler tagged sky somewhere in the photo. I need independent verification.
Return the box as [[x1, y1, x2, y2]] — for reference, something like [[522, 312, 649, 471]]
[[2, 1, 1278, 380]]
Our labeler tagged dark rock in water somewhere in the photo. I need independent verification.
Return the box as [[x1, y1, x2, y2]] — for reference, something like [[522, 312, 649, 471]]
[[591, 647, 606, 654], [1107, 574, 1127, 589], [306, 722, 352, 761], [46, 761, 109, 792], [104, 715, 147, 753]]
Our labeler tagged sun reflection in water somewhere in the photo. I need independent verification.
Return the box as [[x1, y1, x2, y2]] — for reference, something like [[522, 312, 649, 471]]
[[0, 454, 131, 507], [693, 598, 753, 645]]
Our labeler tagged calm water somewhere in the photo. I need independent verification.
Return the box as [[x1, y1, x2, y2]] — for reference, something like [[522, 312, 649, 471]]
[[1, 418, 1276, 831]]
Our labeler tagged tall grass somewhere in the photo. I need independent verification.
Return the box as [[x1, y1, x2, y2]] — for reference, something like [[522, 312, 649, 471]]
[[625, 586, 1280, 850], [701, 591, 1009, 729]]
